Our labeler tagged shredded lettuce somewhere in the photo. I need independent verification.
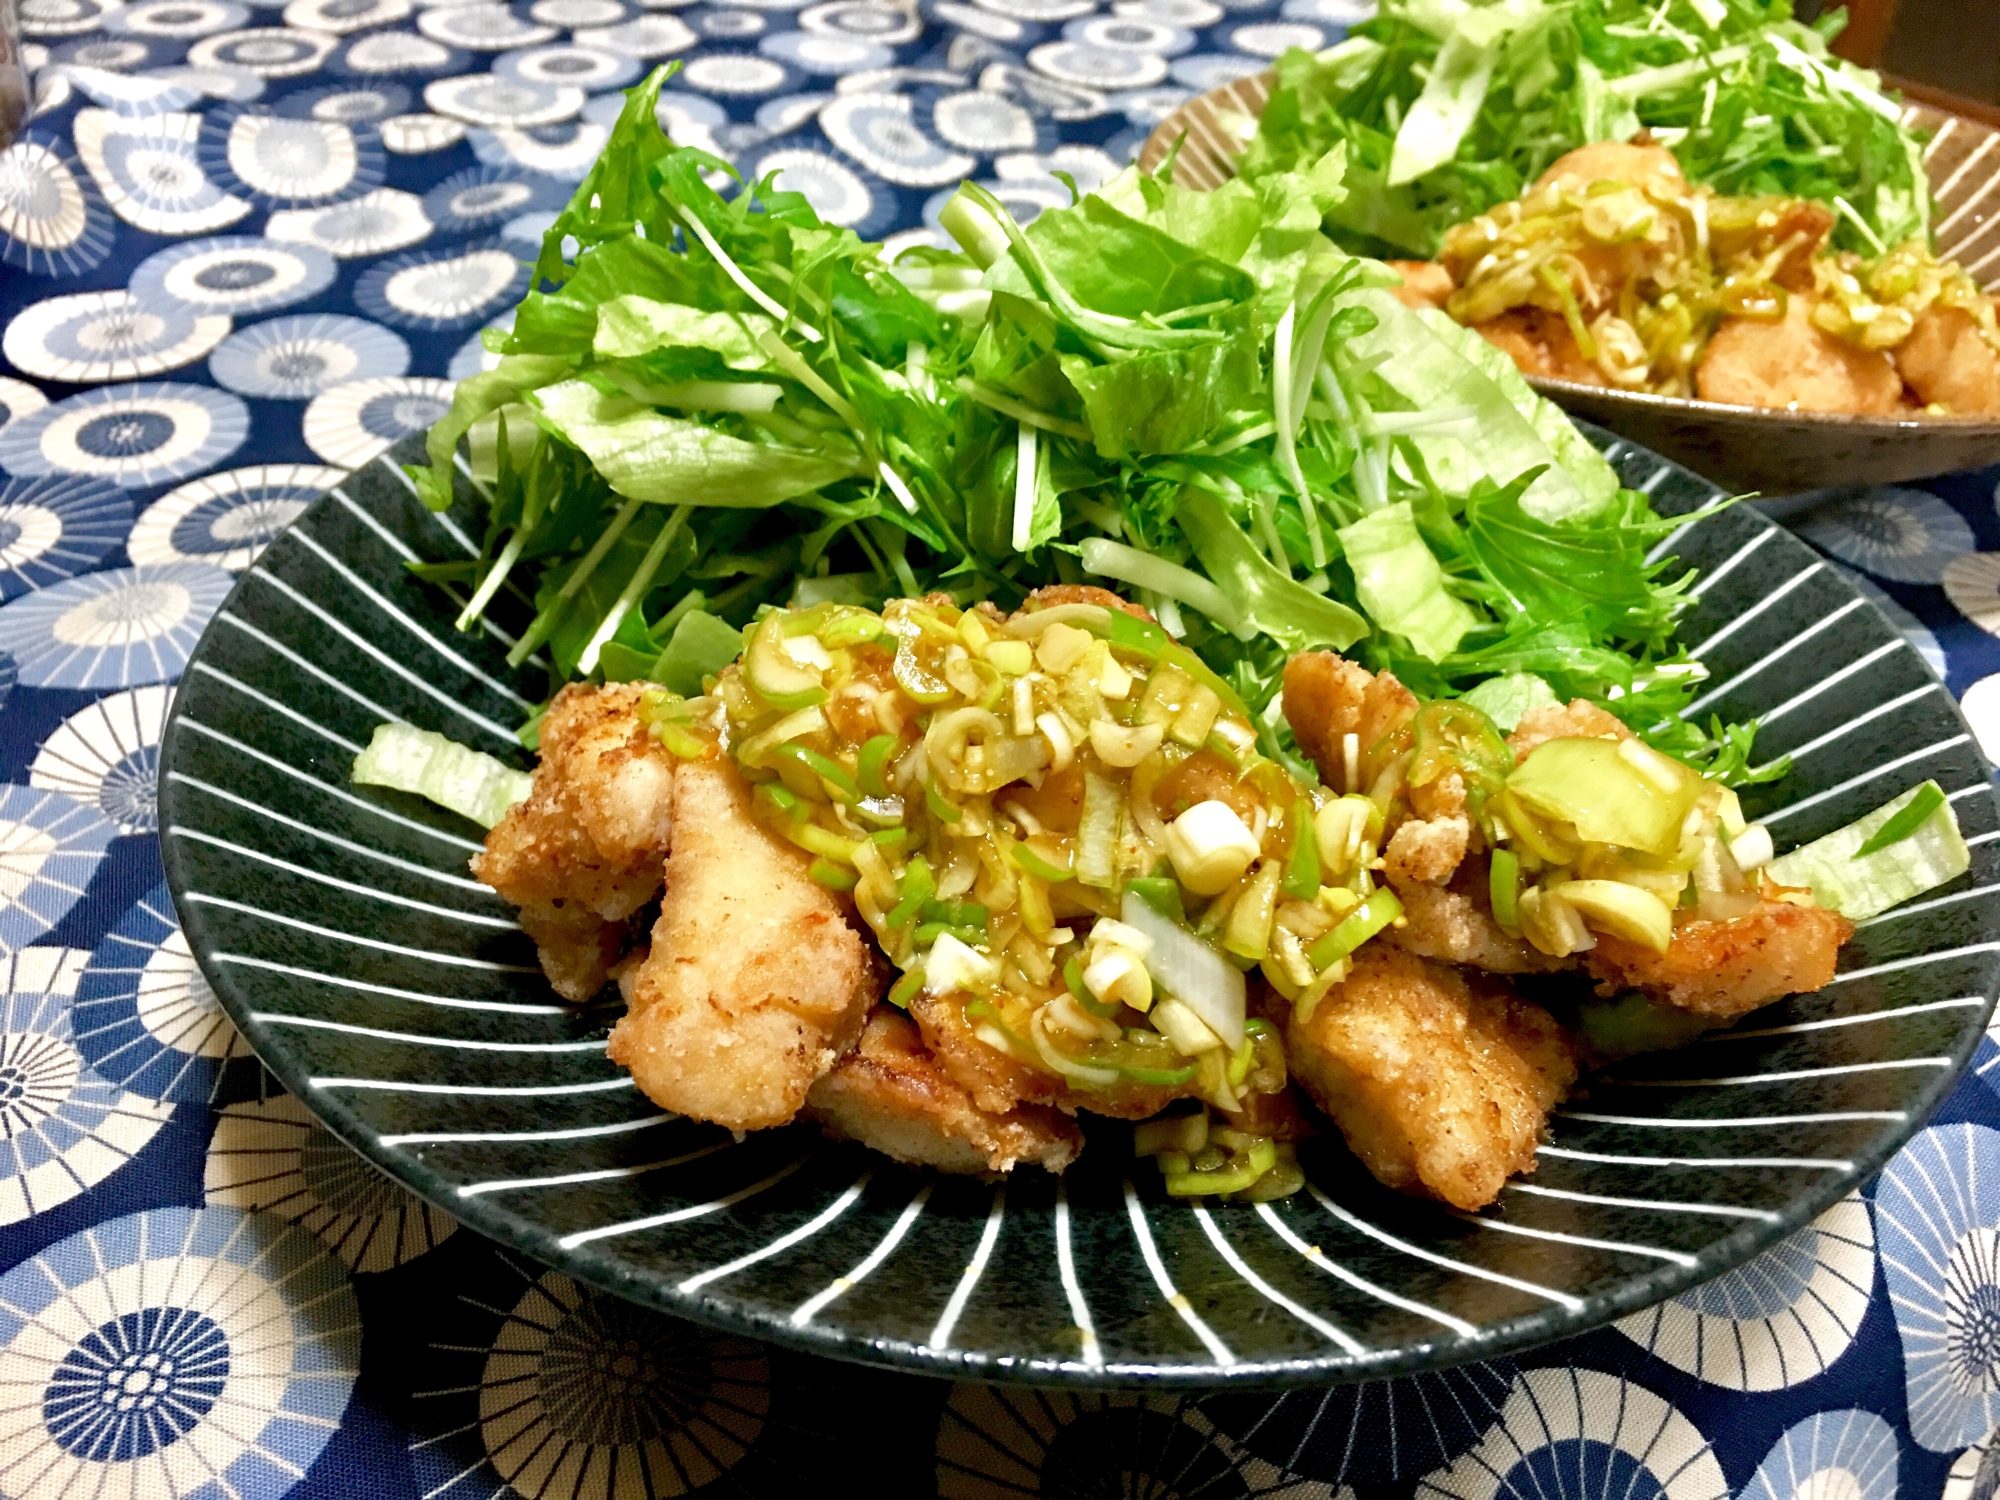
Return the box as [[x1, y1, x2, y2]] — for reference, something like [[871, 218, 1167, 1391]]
[[1766, 780, 1970, 921], [352, 722, 531, 829]]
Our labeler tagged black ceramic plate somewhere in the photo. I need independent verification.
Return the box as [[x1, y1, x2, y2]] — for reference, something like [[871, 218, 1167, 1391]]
[[158, 428, 2000, 1387]]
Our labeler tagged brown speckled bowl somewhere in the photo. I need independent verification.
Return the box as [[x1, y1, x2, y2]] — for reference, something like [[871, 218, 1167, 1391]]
[[1138, 81, 2000, 496]]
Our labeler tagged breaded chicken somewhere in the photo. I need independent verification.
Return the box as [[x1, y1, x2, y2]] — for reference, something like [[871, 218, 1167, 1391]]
[[1390, 260, 1454, 311], [1015, 583, 1153, 621], [908, 990, 1193, 1122], [474, 682, 679, 1000], [1474, 309, 1607, 385], [1505, 699, 1631, 760], [608, 758, 875, 1132], [1282, 652, 1418, 793], [1384, 815, 1470, 886], [909, 990, 1058, 1116], [1386, 860, 1568, 974], [1707, 199, 1836, 293], [1897, 303, 2000, 414], [804, 1009, 1081, 1174], [1533, 141, 1686, 200], [1584, 896, 1853, 1020], [1696, 295, 1904, 414], [1288, 944, 1577, 1211]]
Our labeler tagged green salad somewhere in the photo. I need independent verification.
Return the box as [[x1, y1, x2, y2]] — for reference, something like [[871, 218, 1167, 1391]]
[[415, 61, 1767, 782], [1237, 0, 1927, 261]]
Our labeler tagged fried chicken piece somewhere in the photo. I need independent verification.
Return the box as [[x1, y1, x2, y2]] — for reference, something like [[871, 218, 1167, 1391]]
[[1390, 260, 1454, 311], [909, 990, 1057, 1116], [607, 758, 875, 1132], [1287, 944, 1577, 1211], [519, 903, 629, 1005], [1707, 199, 1836, 293], [1505, 699, 1631, 760], [908, 990, 1192, 1122], [1282, 652, 1418, 793], [1533, 141, 1687, 199], [1584, 897, 1854, 1021], [1384, 814, 1470, 886], [1386, 859, 1568, 974], [1473, 308, 1607, 385], [1696, 295, 1904, 415], [474, 683, 679, 1000], [1897, 303, 2000, 414], [804, 1009, 1082, 1174], [1014, 583, 1154, 621]]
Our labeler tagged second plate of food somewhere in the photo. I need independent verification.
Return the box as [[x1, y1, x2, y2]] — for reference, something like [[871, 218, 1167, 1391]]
[[156, 427, 2000, 1387], [1142, 76, 2000, 496]]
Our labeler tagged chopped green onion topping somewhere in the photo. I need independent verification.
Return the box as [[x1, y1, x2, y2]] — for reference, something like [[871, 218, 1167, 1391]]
[[1010, 840, 1075, 883], [1281, 796, 1320, 899], [1489, 848, 1520, 930], [809, 859, 857, 892], [1307, 888, 1405, 970], [1125, 876, 1186, 926], [925, 776, 962, 824], [772, 742, 860, 803], [855, 734, 898, 798], [1855, 782, 1946, 857]]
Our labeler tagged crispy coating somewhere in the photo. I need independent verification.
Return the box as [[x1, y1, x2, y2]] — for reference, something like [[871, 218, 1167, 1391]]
[[474, 682, 678, 1000], [805, 1009, 1082, 1174], [1384, 814, 1470, 886], [1287, 944, 1577, 1211], [1014, 584, 1154, 621], [1696, 296, 1905, 414], [1506, 698, 1631, 760], [1533, 141, 1686, 199], [908, 990, 1192, 1121], [1584, 896, 1853, 1020], [1390, 260, 1454, 311], [607, 758, 875, 1132], [1709, 199, 1836, 292], [1282, 652, 1419, 793], [1386, 859, 1568, 974], [1898, 304, 2000, 414], [909, 989, 1059, 1115], [516, 902, 628, 1005], [1474, 309, 1607, 385]]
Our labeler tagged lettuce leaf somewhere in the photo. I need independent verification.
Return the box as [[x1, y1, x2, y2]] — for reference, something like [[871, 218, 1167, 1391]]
[[1178, 490, 1368, 652], [1336, 500, 1479, 661], [531, 381, 864, 508]]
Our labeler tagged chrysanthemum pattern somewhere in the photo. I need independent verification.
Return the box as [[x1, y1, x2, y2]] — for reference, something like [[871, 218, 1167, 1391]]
[[940, 1386, 1347, 1498], [204, 1092, 456, 1270], [1614, 1192, 1876, 1390], [74, 881, 253, 1102], [1414, 1368, 1728, 1500], [1878, 1123, 2000, 1452]]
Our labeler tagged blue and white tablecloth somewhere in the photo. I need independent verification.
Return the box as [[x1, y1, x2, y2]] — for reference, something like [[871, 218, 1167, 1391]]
[[2, 1, 2000, 1494]]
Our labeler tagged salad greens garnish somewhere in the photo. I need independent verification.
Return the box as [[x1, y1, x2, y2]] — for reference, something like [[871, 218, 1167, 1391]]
[[418, 62, 1768, 783], [1238, 0, 1928, 260]]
